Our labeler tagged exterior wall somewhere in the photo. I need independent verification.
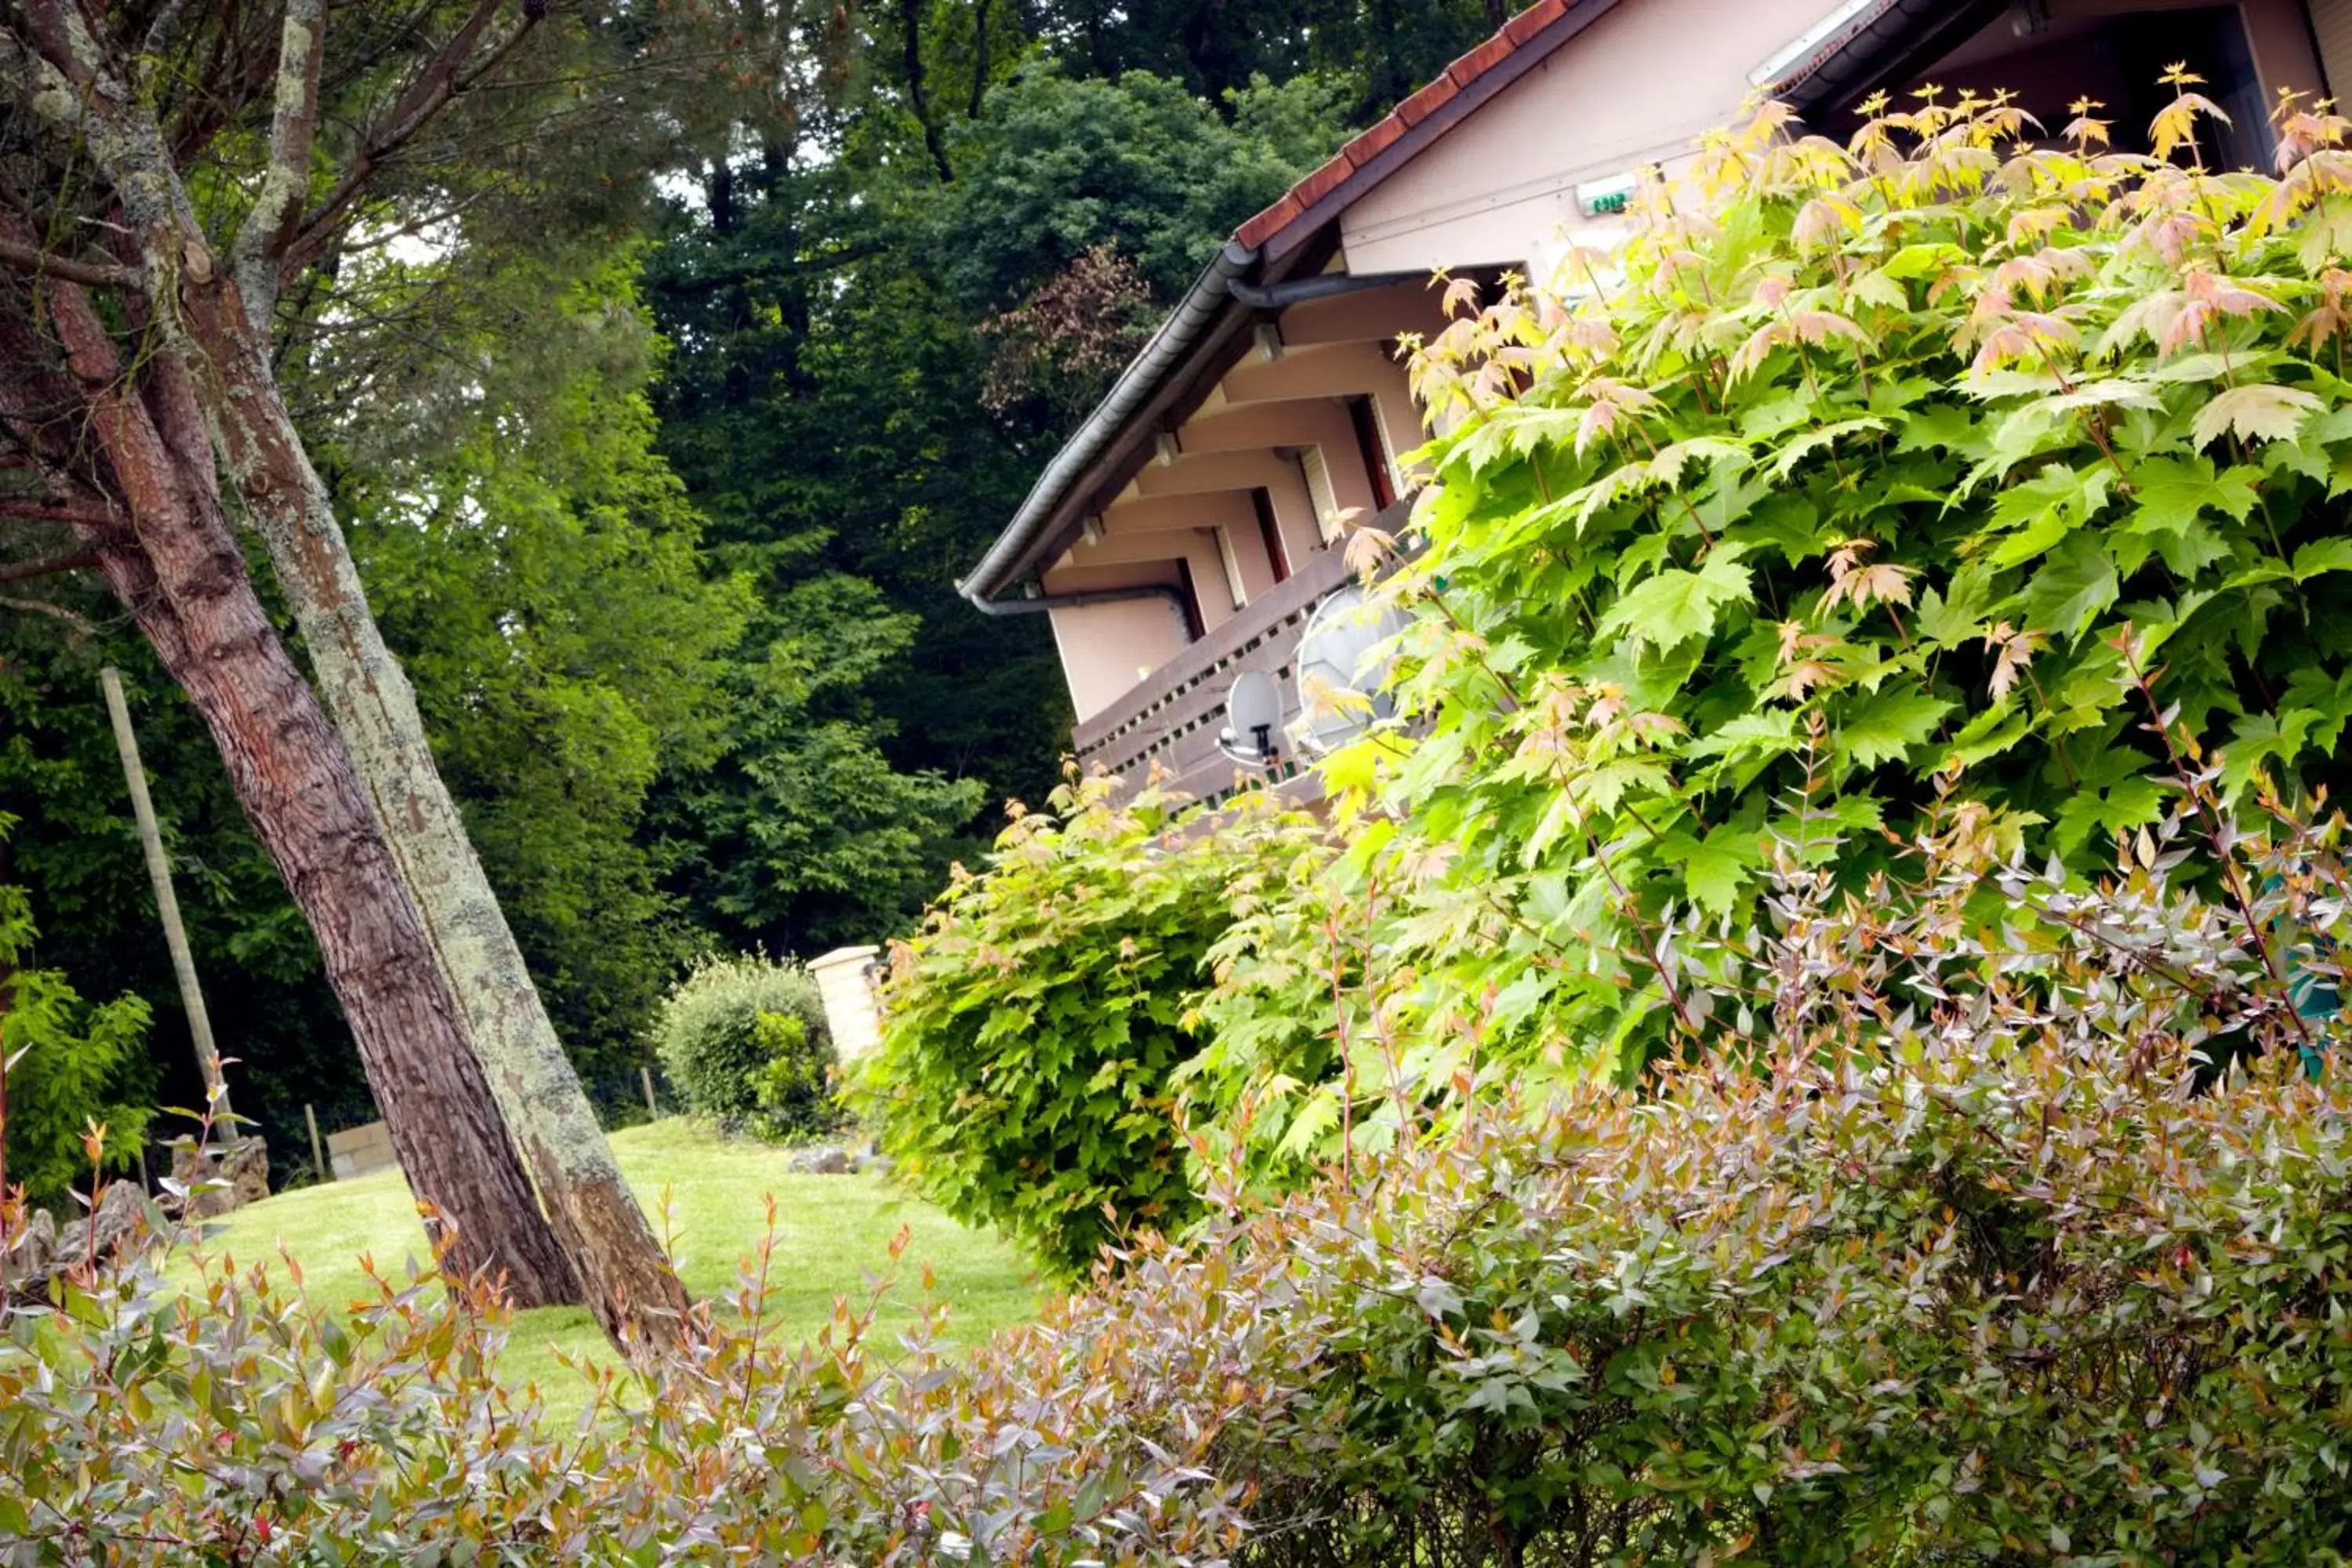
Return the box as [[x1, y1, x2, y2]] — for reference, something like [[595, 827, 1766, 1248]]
[[1044, 584, 1193, 722], [1339, 0, 1831, 275], [2244, 0, 2329, 100], [1341, 0, 2329, 281], [2318, 0, 2352, 94]]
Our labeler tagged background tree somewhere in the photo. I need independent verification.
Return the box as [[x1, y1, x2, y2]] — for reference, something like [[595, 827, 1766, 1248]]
[[334, 245, 750, 1097], [644, 62, 1349, 953], [0, 0, 837, 1341], [0, 815, 152, 1210]]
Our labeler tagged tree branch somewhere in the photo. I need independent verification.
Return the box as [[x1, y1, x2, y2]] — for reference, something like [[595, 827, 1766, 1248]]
[[233, 0, 328, 333], [285, 0, 542, 267], [652, 243, 884, 299], [970, 0, 993, 121], [0, 550, 100, 584], [0, 594, 100, 634], [0, 238, 140, 291], [901, 0, 953, 183], [141, 0, 201, 60]]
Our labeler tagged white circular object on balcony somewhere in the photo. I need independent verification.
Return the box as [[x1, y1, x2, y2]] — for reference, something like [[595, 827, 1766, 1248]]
[[1218, 669, 1285, 771], [1292, 585, 1408, 757]]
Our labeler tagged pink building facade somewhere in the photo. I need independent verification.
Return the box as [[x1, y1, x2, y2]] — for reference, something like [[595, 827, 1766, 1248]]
[[963, 0, 2343, 801]]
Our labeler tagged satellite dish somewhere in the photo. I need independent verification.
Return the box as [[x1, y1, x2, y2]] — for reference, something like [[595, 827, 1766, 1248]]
[[1290, 584, 1409, 757], [1217, 670, 1284, 770]]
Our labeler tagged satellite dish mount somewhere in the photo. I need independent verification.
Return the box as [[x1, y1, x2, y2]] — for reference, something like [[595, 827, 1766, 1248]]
[[1218, 670, 1284, 771]]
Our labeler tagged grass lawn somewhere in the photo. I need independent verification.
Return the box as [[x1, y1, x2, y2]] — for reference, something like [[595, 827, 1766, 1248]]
[[171, 1120, 1043, 1418]]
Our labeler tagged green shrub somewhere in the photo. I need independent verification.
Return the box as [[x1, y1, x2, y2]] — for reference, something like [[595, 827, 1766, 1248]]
[[9, 793, 2352, 1564], [1302, 87, 2352, 1072], [0, 1189, 1291, 1563], [651, 953, 837, 1138], [852, 773, 1335, 1277], [1211, 763, 2352, 1563], [1, 817, 151, 1210]]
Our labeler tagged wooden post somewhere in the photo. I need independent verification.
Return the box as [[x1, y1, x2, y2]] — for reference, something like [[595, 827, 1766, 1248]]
[[305, 1102, 329, 1183], [640, 1065, 659, 1120], [100, 668, 234, 1130]]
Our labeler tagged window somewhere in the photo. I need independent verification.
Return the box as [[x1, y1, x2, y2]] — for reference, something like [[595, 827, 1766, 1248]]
[[1348, 395, 1398, 512], [1174, 558, 1206, 640], [1298, 445, 1341, 544], [1253, 487, 1291, 583]]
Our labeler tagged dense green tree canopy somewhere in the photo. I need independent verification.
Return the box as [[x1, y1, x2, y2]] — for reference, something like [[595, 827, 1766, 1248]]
[[0, 0, 1396, 1153]]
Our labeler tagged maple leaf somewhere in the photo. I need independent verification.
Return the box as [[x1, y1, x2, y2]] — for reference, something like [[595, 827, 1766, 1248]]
[[1820, 538, 1915, 615], [1791, 194, 1863, 249], [1788, 309, 1871, 347], [1595, 548, 1753, 652], [1983, 622, 2046, 700], [1342, 522, 1398, 581], [2061, 96, 2111, 149], [2188, 383, 2321, 449], [2150, 74, 2230, 165], [1571, 378, 1661, 456], [1837, 689, 1952, 770]]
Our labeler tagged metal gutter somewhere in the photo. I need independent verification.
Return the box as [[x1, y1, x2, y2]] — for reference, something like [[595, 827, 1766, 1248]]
[[1758, 0, 2005, 118], [960, 240, 1260, 608], [960, 582, 1191, 617], [1227, 267, 1427, 310]]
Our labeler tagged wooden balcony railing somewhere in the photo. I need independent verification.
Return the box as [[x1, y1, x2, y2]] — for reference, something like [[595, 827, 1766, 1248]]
[[1069, 541, 1355, 806]]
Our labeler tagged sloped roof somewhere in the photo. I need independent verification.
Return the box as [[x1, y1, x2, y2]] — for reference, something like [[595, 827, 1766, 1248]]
[[1235, 0, 1582, 252], [960, 0, 1617, 606]]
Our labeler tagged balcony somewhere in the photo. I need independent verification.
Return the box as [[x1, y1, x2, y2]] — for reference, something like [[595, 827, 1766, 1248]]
[[1069, 540, 1356, 805]]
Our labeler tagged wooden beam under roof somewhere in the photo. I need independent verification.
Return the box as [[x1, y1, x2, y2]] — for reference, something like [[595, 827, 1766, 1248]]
[[1273, 281, 1451, 349], [1173, 398, 1358, 456], [1131, 449, 1299, 499], [1097, 492, 1257, 536], [1218, 340, 1403, 407], [1063, 526, 1222, 569]]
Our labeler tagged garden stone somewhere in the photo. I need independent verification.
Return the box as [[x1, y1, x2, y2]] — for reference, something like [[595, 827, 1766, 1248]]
[[170, 1137, 271, 1220]]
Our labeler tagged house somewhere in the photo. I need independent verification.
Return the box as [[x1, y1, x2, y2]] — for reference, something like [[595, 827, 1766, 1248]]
[[959, 0, 2341, 803]]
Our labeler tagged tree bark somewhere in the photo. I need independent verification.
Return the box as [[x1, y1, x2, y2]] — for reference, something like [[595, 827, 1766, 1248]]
[[901, 0, 954, 183], [0, 281, 579, 1308], [173, 275, 688, 1348], [5, 1, 688, 1352], [969, 0, 993, 121]]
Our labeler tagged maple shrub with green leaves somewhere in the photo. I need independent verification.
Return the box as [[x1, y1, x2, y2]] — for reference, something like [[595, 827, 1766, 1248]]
[[851, 775, 1338, 1278], [1326, 80, 2352, 1070]]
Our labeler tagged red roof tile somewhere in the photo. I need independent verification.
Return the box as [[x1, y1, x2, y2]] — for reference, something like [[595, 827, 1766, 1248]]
[[1229, 0, 1584, 256], [1447, 34, 1515, 86], [1504, 0, 1568, 46], [1393, 74, 1461, 128], [1290, 151, 1357, 209], [1344, 113, 1406, 167], [1235, 194, 1306, 249]]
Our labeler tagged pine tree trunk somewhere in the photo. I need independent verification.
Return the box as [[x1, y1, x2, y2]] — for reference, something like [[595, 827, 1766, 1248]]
[[4, 4, 683, 1350], [172, 281, 690, 1352], [5, 289, 580, 1308]]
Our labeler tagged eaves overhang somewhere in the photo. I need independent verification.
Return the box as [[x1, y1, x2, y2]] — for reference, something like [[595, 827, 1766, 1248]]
[[1757, 0, 2008, 122], [959, 0, 1626, 610], [956, 240, 1262, 608]]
